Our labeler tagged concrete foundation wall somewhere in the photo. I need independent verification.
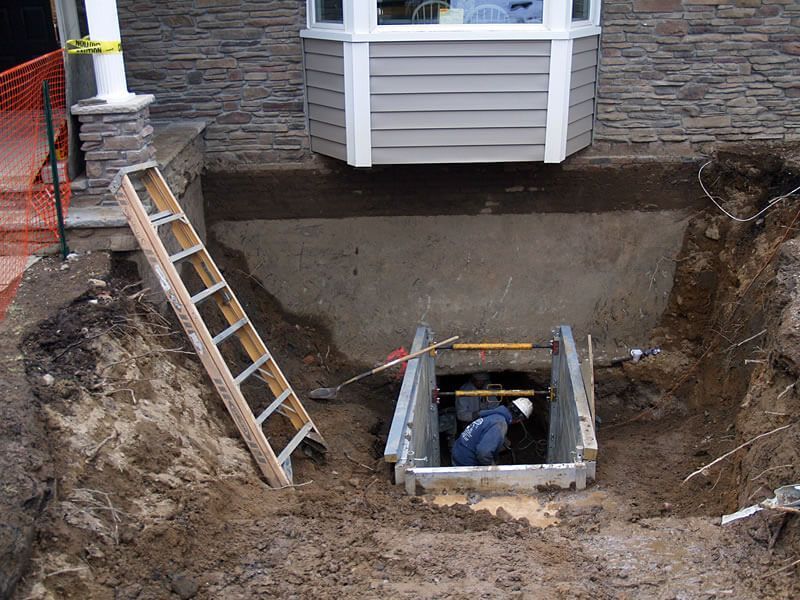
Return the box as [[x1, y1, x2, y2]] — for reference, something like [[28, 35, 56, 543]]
[[211, 210, 689, 368]]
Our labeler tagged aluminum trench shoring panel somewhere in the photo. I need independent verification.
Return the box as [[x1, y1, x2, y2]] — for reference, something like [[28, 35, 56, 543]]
[[549, 325, 598, 465], [384, 325, 439, 484]]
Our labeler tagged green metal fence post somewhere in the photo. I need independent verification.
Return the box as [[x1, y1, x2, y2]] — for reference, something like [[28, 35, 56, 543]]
[[42, 80, 70, 260]]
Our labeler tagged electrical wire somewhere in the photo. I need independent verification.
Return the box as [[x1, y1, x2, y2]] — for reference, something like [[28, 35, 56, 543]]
[[698, 160, 800, 223]]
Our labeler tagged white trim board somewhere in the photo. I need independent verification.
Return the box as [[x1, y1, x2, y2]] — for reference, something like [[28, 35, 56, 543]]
[[544, 38, 573, 163], [342, 42, 372, 167], [300, 25, 601, 43]]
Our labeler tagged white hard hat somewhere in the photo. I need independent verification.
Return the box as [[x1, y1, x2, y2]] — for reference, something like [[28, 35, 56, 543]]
[[511, 397, 533, 419]]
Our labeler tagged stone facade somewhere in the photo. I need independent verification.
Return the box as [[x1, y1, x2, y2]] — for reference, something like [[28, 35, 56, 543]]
[[71, 94, 157, 204], [116, 1, 800, 168], [595, 0, 800, 155], [117, 0, 308, 171]]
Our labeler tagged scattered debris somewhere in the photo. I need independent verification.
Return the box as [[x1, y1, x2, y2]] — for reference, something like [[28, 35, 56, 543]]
[[684, 425, 792, 484], [721, 484, 800, 525]]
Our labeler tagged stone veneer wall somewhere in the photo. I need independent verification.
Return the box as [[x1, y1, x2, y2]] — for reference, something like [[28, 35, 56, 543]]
[[595, 0, 800, 155], [117, 0, 308, 170], [117, 1, 800, 169]]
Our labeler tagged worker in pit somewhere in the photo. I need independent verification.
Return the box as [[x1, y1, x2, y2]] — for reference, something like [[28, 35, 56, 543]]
[[451, 397, 533, 467], [455, 372, 500, 433]]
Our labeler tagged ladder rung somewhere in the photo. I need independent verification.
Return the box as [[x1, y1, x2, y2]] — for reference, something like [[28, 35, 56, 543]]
[[255, 388, 292, 426], [212, 318, 249, 345], [149, 210, 171, 222], [169, 244, 204, 263], [152, 212, 184, 227], [191, 280, 227, 305], [276, 422, 314, 466], [235, 353, 272, 385]]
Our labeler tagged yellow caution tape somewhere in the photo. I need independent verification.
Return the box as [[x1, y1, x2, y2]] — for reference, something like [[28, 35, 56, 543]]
[[66, 37, 122, 55]]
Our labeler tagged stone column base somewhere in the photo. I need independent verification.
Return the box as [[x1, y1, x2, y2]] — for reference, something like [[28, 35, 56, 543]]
[[71, 94, 156, 205]]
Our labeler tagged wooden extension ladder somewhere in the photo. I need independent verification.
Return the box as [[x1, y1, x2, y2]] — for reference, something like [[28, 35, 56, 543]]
[[110, 162, 327, 488]]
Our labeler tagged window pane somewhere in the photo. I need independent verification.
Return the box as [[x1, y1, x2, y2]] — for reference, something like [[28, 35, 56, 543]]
[[316, 0, 343, 23], [377, 0, 543, 25], [572, 0, 590, 20]]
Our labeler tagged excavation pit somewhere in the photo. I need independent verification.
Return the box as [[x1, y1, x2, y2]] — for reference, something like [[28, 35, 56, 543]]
[[384, 325, 598, 495]]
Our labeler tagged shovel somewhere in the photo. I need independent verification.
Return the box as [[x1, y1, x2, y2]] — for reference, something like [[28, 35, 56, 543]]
[[309, 335, 459, 400]]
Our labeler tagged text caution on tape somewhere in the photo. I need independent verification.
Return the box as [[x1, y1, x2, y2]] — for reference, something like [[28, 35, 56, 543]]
[[66, 38, 122, 55]]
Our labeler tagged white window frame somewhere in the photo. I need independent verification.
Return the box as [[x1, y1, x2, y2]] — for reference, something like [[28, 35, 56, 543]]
[[306, 0, 601, 37], [569, 0, 596, 26], [309, 0, 346, 30]]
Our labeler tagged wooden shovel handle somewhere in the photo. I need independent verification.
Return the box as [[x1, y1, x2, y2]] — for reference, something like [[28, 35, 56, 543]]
[[341, 335, 459, 387]]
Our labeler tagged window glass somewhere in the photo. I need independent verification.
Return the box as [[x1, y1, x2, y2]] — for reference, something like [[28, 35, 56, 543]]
[[316, 0, 343, 23], [377, 0, 544, 25], [572, 0, 590, 20]]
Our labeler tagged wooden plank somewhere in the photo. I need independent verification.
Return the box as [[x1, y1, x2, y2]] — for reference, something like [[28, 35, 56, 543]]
[[406, 463, 588, 495]]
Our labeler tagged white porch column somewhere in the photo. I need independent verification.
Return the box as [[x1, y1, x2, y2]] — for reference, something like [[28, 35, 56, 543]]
[[544, 0, 573, 163], [84, 0, 133, 102]]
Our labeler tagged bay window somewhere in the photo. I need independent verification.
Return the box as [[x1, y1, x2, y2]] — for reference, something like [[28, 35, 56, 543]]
[[301, 1, 601, 167]]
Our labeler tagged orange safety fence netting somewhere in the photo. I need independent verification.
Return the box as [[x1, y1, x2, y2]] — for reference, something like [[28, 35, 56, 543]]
[[0, 49, 71, 320]]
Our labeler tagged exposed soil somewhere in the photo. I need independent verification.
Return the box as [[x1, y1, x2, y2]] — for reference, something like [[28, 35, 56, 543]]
[[3, 148, 800, 599]]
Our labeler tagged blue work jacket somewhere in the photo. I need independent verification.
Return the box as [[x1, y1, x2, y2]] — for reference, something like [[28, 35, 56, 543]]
[[451, 406, 512, 467]]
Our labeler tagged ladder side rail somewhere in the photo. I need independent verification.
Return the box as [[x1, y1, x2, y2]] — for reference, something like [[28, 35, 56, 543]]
[[143, 169, 326, 443], [116, 175, 292, 488]]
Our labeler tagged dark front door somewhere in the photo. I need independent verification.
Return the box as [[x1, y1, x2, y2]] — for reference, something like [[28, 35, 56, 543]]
[[0, 0, 59, 72]]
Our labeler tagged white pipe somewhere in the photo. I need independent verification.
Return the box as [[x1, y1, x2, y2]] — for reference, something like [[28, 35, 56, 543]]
[[84, 0, 132, 102]]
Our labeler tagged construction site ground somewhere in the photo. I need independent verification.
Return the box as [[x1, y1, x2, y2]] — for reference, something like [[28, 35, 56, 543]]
[[2, 150, 800, 599]]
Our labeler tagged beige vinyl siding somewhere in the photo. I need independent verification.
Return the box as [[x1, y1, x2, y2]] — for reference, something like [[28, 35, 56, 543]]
[[370, 40, 550, 164], [304, 38, 347, 161], [566, 35, 598, 157]]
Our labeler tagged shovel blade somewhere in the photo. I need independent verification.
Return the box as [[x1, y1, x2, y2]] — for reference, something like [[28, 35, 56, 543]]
[[309, 387, 338, 400]]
